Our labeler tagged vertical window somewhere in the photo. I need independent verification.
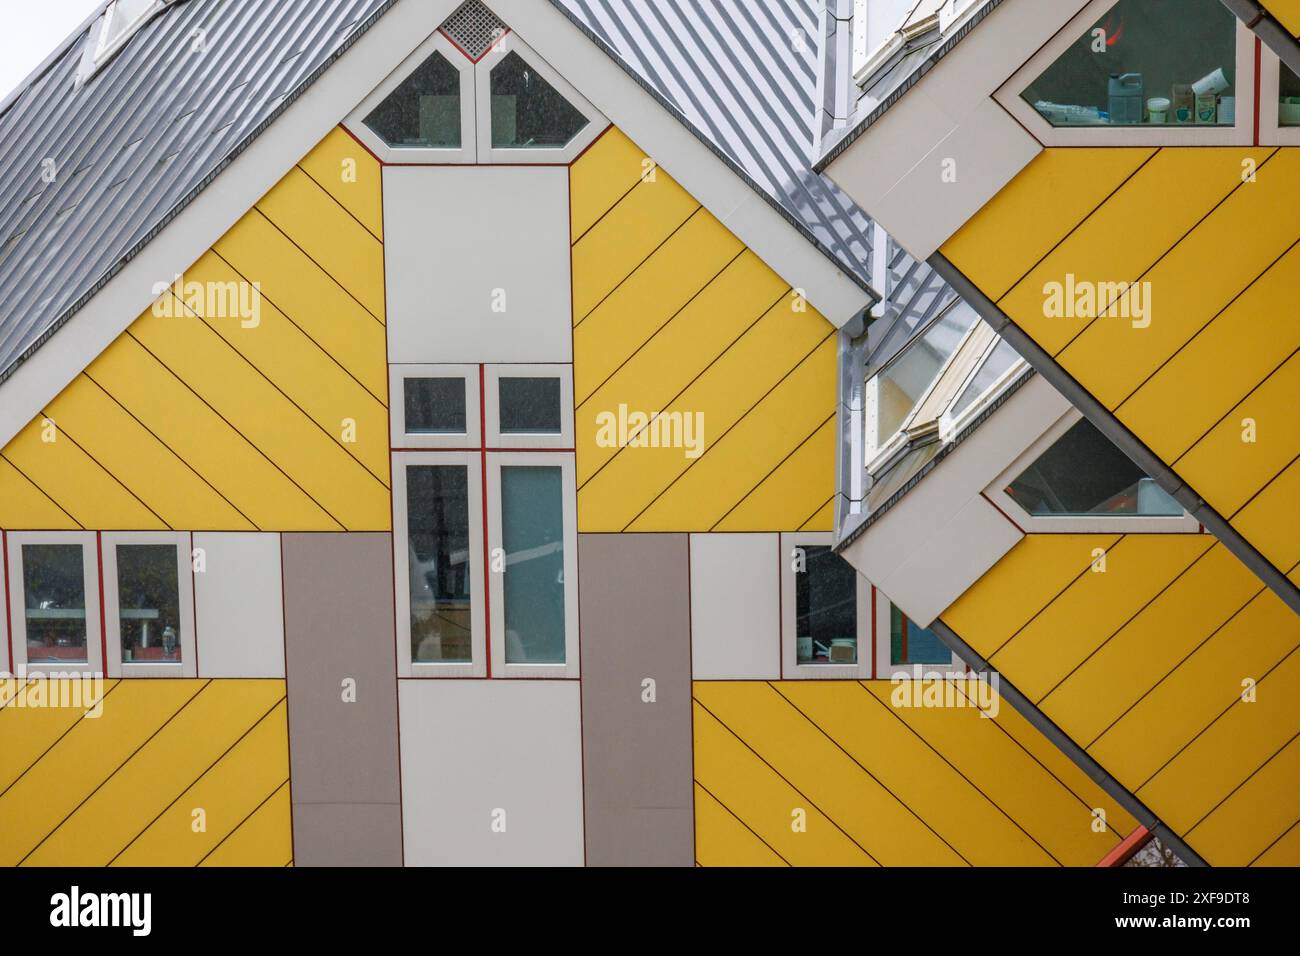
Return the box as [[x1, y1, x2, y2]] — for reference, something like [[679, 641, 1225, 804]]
[[781, 533, 870, 678], [103, 532, 196, 677], [5, 532, 102, 676], [1280, 61, 1300, 128]]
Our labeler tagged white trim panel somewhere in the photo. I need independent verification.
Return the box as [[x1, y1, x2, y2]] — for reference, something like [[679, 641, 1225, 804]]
[[193, 532, 285, 679], [688, 533, 781, 680]]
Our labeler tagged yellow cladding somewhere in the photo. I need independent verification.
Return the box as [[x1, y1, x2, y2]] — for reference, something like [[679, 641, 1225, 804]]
[[1232, 459, 1300, 574], [1188, 739, 1300, 867], [0, 679, 116, 793], [0, 127, 391, 531], [200, 782, 293, 867], [1263, 0, 1300, 34], [692, 681, 1132, 867], [570, 125, 838, 532]]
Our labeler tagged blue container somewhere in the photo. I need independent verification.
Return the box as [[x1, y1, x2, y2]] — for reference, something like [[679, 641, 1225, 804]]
[[1107, 73, 1144, 125]]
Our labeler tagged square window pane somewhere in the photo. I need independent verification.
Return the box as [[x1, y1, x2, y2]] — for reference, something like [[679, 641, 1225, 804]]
[[502, 466, 566, 664], [407, 465, 473, 663], [117, 544, 182, 664], [22, 544, 88, 664], [498, 377, 562, 434], [795, 546, 857, 665], [890, 605, 950, 666], [404, 377, 467, 435]]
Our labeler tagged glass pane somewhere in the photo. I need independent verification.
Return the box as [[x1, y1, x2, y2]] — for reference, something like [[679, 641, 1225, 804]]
[[103, 0, 155, 50], [406, 465, 473, 663], [1022, 0, 1237, 127], [890, 604, 951, 665], [404, 377, 467, 435], [1006, 418, 1183, 516], [364, 52, 461, 148], [874, 301, 978, 444], [498, 377, 562, 434], [22, 544, 88, 665], [490, 51, 589, 148], [1280, 62, 1300, 127], [502, 466, 566, 664], [795, 546, 858, 665], [117, 544, 182, 664], [950, 338, 1020, 419]]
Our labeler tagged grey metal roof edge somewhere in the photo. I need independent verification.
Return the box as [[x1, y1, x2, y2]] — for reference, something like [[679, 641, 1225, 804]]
[[834, 362, 1037, 552], [814, 0, 1006, 173], [0, 3, 111, 121], [928, 251, 1300, 617], [0, 0, 404, 391], [543, 0, 880, 304], [1221, 0, 1300, 73], [927, 617, 1210, 867]]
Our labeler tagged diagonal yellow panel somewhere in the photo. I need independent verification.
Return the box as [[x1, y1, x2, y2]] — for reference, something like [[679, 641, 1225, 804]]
[[0, 455, 79, 529], [128, 306, 390, 530], [0, 680, 116, 793], [693, 782, 788, 867], [1231, 457, 1300, 574], [23, 681, 285, 867], [1253, 822, 1300, 866], [1089, 587, 1298, 791], [861, 681, 1128, 862], [571, 170, 699, 321], [43, 375, 253, 531], [1138, 648, 1300, 834], [199, 780, 293, 867], [570, 126, 652, 242], [1116, 241, 1300, 463], [573, 213, 749, 404], [630, 337, 838, 531], [86, 335, 337, 530], [576, 250, 785, 482], [692, 698, 875, 866], [112, 699, 290, 866], [1262, 0, 1300, 35], [214, 211, 387, 397], [799, 496, 835, 532], [696, 682, 964, 866], [1186, 737, 1300, 867], [993, 535, 1217, 704], [256, 167, 385, 320], [999, 148, 1275, 356], [2, 411, 163, 531], [942, 148, 1156, 302], [941, 535, 1120, 660], [168, 252, 390, 486], [1057, 149, 1300, 410], [0, 680, 204, 866], [713, 415, 838, 532], [775, 681, 1053, 866], [297, 127, 383, 240], [1174, 353, 1300, 519]]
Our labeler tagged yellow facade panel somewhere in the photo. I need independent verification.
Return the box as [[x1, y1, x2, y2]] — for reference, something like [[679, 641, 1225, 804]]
[[1252, 822, 1300, 866], [1263, 0, 1300, 35], [693, 783, 788, 867], [199, 781, 293, 867], [713, 416, 838, 532], [569, 127, 652, 242], [1186, 737, 1300, 867], [0, 680, 116, 793], [1231, 457, 1300, 574], [297, 127, 383, 240], [799, 496, 835, 532], [0, 456, 79, 529]]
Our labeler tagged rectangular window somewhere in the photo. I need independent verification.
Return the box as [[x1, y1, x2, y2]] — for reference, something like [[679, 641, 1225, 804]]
[[781, 533, 870, 678], [498, 378, 562, 434], [484, 365, 573, 448], [405, 377, 467, 434], [102, 532, 196, 677], [889, 605, 952, 666], [389, 364, 480, 449], [5, 532, 102, 676]]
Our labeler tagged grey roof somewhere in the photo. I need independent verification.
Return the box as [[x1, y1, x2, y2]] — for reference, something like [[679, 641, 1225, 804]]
[[549, 0, 878, 295]]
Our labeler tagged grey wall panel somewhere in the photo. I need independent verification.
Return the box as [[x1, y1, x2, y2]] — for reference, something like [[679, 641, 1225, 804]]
[[579, 533, 695, 867], [282, 532, 402, 866]]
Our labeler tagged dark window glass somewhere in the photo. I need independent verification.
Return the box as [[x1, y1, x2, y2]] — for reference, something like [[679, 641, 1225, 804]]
[[890, 604, 950, 666], [22, 544, 87, 664], [117, 544, 182, 664], [1022, 0, 1237, 127], [1281, 62, 1300, 127], [364, 52, 461, 148], [406, 465, 473, 663], [498, 377, 562, 434], [1005, 418, 1182, 516], [489, 51, 589, 148], [502, 465, 566, 664], [404, 377, 466, 435], [795, 546, 857, 665]]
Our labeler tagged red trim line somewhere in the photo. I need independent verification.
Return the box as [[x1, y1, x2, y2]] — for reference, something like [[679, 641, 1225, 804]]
[[1254, 38, 1263, 147], [2, 530, 13, 672], [981, 490, 1026, 535], [1097, 825, 1153, 867], [440, 26, 513, 64], [479, 364, 492, 679], [96, 531, 107, 673], [870, 585, 877, 680], [189, 531, 199, 675], [340, 122, 385, 167]]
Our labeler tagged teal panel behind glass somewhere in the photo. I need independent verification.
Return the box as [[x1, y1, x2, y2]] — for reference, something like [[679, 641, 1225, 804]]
[[502, 466, 566, 664]]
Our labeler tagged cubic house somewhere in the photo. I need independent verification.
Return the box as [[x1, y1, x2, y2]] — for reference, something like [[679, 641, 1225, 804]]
[[0, 0, 1292, 869]]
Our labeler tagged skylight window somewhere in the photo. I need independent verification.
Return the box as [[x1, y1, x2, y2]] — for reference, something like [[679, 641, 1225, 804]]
[[96, 0, 165, 61]]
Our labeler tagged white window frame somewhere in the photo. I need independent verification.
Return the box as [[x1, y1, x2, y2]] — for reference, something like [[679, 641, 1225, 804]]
[[93, 0, 164, 65], [345, 31, 477, 164], [389, 363, 482, 450], [393, 451, 487, 678], [102, 531, 196, 678], [873, 593, 964, 681], [1259, 47, 1300, 146], [995, 0, 1257, 147], [483, 364, 574, 449], [937, 339, 1028, 441], [485, 452, 579, 679], [5, 532, 103, 677], [780, 532, 871, 680], [985, 408, 1201, 533], [475, 34, 609, 165]]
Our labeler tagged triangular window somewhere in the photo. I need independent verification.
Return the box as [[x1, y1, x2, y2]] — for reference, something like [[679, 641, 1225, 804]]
[[489, 51, 590, 149], [363, 51, 463, 149]]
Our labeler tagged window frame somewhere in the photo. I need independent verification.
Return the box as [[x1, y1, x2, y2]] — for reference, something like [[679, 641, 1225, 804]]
[[389, 363, 482, 450], [393, 451, 488, 678], [93, 0, 163, 66], [5, 531, 103, 677], [101, 531, 196, 678], [937, 335, 1028, 441], [483, 364, 574, 449], [1259, 47, 1300, 146], [873, 595, 965, 680], [985, 408, 1201, 533], [994, 0, 1257, 146], [779, 532, 872, 680], [485, 452, 580, 679]]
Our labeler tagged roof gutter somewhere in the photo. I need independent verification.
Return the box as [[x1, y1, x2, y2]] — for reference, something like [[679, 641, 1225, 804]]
[[1220, 0, 1300, 74]]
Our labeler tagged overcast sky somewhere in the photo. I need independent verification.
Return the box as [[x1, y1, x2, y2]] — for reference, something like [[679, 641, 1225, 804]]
[[1, 0, 103, 102]]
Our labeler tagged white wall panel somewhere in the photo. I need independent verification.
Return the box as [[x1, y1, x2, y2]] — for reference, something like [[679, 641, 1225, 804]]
[[689, 533, 781, 680], [193, 532, 285, 678]]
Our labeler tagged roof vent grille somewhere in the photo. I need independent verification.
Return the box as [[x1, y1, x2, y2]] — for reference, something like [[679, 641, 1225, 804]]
[[440, 1, 508, 61]]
